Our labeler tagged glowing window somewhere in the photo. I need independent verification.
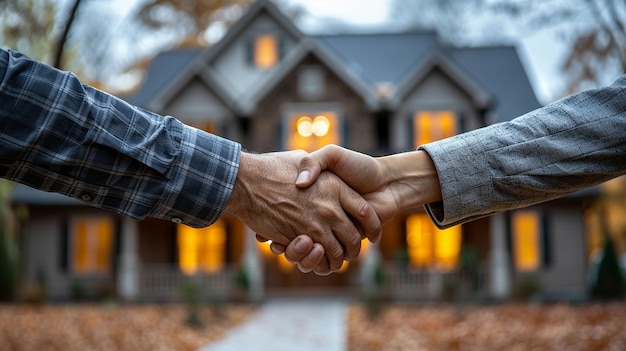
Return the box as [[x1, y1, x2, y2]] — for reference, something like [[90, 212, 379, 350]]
[[254, 35, 278, 69], [512, 211, 541, 272], [414, 110, 457, 147], [178, 220, 226, 275], [406, 213, 461, 270], [286, 112, 340, 152], [71, 217, 114, 275]]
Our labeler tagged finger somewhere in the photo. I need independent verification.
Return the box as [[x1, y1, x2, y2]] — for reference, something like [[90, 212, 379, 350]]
[[341, 192, 383, 243], [255, 233, 287, 254], [295, 145, 340, 188], [331, 187, 381, 259], [313, 255, 333, 276], [270, 242, 286, 255], [324, 235, 346, 272], [283, 235, 316, 263], [255, 234, 270, 242], [295, 243, 325, 273]]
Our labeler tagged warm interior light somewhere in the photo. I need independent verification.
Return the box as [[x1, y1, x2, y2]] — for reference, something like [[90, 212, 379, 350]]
[[178, 220, 226, 275], [512, 211, 540, 272], [255, 35, 278, 69], [406, 213, 461, 270], [312, 115, 330, 136], [288, 112, 339, 151], [296, 116, 313, 137]]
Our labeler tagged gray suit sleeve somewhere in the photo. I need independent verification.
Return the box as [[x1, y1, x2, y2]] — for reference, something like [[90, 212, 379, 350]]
[[420, 74, 626, 229]]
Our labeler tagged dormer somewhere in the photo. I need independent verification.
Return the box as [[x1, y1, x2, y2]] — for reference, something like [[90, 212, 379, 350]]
[[206, 0, 305, 101]]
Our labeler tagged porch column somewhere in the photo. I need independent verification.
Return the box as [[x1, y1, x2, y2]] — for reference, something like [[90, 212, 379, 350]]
[[360, 243, 381, 294], [118, 218, 139, 301], [244, 227, 264, 302], [489, 213, 512, 299]]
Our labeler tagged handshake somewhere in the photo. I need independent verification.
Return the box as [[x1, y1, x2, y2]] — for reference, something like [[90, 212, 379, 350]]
[[224, 145, 442, 276]]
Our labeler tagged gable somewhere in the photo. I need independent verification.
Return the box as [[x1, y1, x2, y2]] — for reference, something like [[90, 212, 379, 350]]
[[242, 39, 377, 114], [207, 3, 305, 100], [406, 67, 478, 107], [161, 77, 232, 124], [402, 67, 488, 133], [122, 49, 202, 108]]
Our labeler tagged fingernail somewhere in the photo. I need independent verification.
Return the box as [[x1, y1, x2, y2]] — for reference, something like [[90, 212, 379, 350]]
[[293, 237, 307, 253], [295, 170, 310, 185]]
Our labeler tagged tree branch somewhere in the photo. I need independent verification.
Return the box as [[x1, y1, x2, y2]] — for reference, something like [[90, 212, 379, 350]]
[[53, 0, 83, 69]]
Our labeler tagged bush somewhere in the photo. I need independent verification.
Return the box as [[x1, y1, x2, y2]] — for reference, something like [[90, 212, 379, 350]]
[[591, 235, 625, 300]]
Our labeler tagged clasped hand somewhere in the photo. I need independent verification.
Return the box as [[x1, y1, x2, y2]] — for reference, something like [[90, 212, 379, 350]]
[[250, 145, 441, 275], [225, 149, 384, 274]]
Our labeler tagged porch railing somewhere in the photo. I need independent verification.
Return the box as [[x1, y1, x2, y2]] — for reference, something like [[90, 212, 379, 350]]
[[382, 264, 487, 300], [139, 264, 237, 302]]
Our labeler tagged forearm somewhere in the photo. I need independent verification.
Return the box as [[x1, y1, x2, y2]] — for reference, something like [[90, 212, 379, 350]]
[[420, 74, 626, 228], [0, 49, 241, 227], [378, 150, 441, 212]]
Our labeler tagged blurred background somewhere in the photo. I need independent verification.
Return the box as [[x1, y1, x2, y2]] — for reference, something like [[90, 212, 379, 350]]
[[0, 0, 624, 350]]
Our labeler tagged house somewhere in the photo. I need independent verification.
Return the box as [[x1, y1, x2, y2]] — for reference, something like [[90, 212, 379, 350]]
[[12, 0, 592, 302]]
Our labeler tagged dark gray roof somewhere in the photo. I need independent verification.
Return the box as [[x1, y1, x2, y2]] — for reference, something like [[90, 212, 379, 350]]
[[315, 31, 439, 85], [11, 184, 82, 206], [123, 48, 203, 107], [444, 46, 541, 122], [316, 31, 540, 122]]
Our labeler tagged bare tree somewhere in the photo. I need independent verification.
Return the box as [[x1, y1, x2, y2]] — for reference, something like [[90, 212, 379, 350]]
[[53, 0, 84, 69], [0, 0, 58, 63], [133, 0, 253, 48], [391, 0, 626, 96]]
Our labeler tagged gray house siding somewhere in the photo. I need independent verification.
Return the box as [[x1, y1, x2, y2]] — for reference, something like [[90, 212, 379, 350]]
[[541, 203, 588, 298]]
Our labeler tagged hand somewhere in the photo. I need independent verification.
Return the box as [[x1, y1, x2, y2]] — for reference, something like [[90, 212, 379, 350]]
[[225, 150, 382, 273], [267, 145, 442, 273]]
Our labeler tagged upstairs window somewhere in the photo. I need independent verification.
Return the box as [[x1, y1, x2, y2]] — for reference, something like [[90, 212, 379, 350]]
[[71, 217, 114, 275], [413, 110, 457, 147], [254, 34, 279, 69], [285, 112, 340, 152]]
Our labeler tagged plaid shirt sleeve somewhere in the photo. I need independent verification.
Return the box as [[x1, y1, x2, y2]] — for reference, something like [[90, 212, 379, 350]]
[[0, 49, 241, 228]]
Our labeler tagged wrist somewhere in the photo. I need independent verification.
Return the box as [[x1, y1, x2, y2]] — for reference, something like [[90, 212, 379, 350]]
[[225, 152, 255, 218], [380, 150, 441, 212]]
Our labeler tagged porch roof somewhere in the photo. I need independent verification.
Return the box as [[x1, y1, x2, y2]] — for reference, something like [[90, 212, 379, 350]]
[[11, 183, 82, 206]]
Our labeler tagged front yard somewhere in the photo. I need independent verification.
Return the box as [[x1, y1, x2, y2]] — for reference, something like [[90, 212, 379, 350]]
[[0, 303, 255, 351], [0, 302, 624, 350], [348, 303, 626, 351]]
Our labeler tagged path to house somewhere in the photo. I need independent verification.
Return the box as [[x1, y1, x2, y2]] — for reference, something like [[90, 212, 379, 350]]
[[199, 298, 348, 351]]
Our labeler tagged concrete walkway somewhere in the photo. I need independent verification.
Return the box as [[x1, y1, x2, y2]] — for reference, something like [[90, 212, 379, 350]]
[[199, 299, 347, 351]]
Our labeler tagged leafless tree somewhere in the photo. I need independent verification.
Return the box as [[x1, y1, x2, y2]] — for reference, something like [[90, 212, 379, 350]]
[[391, 0, 626, 95]]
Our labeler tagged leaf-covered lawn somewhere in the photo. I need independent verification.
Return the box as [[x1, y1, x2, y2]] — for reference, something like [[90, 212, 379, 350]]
[[0, 304, 256, 351], [348, 303, 626, 351], [2, 302, 625, 351]]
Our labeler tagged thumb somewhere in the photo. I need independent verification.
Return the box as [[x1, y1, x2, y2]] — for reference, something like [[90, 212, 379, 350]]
[[295, 145, 340, 188]]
